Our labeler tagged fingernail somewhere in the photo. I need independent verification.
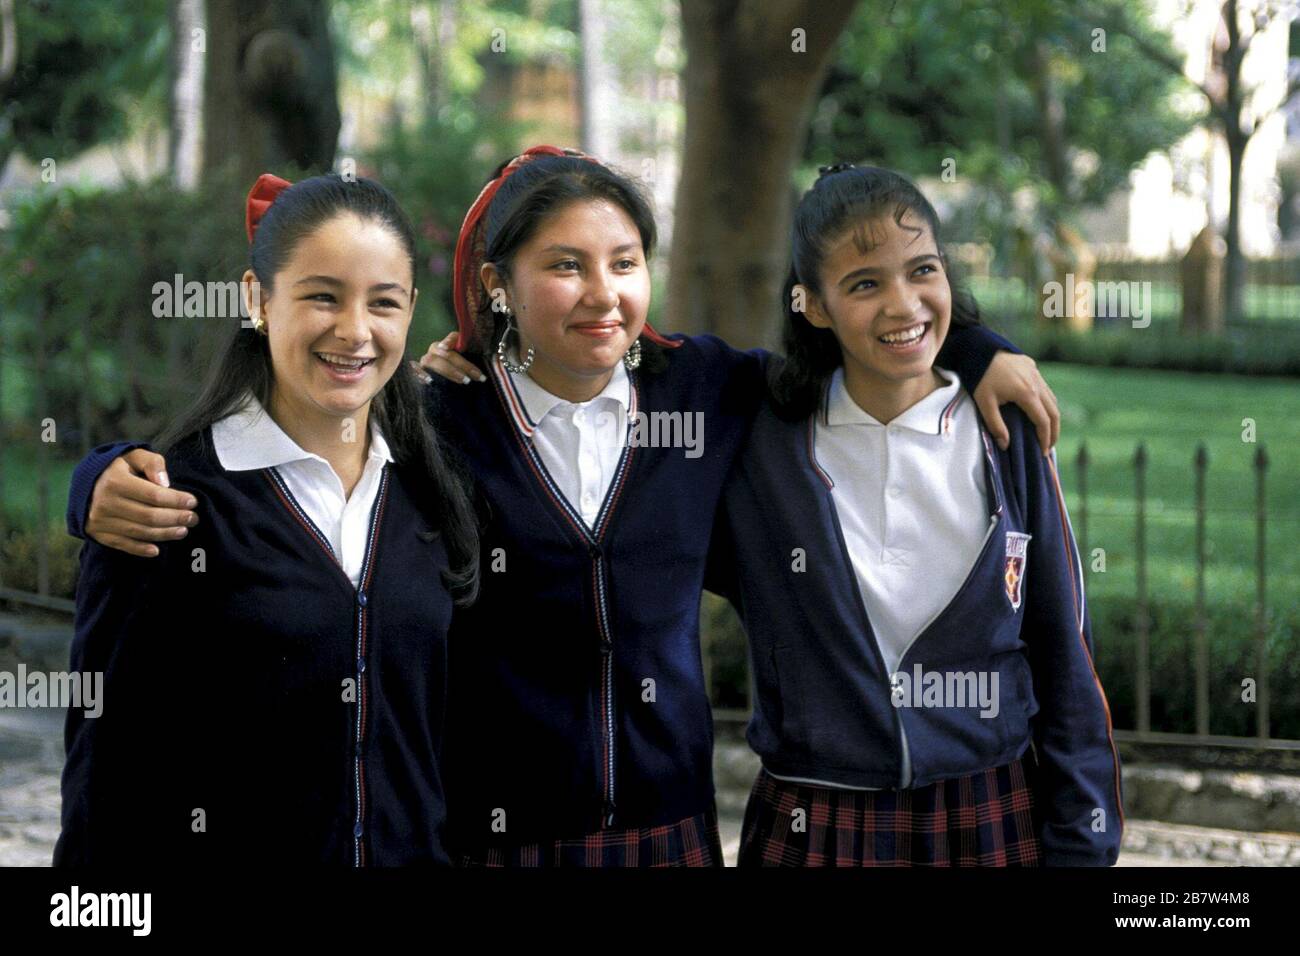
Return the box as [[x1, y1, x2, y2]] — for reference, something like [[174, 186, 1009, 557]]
[[174, 527, 188, 538], [477, 373, 486, 382], [185, 496, 198, 509], [186, 513, 199, 526], [146, 546, 159, 557], [158, 471, 170, 488], [420, 374, 432, 385], [461, 375, 471, 384]]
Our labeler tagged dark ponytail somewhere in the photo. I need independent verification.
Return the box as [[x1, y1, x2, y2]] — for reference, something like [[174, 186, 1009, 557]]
[[157, 173, 480, 605], [768, 164, 981, 421]]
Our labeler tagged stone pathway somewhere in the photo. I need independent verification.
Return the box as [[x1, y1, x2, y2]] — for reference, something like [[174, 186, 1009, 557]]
[[0, 708, 65, 867]]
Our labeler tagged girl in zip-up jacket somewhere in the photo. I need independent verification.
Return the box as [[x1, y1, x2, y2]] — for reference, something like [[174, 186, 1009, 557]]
[[64, 148, 1063, 866], [55, 174, 479, 866], [710, 165, 1123, 866]]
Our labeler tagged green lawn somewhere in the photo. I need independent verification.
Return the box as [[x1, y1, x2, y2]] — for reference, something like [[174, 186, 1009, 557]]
[[1042, 363, 1300, 610]]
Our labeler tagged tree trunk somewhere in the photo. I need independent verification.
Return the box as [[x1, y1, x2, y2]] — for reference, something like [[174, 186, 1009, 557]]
[[1028, 37, 1095, 330], [667, 0, 858, 347], [0, 0, 16, 176], [169, 0, 205, 189], [578, 0, 619, 159], [202, 0, 341, 189], [1220, 0, 1247, 327], [1030, 38, 1070, 205], [411, 0, 456, 122], [1223, 125, 1248, 326]]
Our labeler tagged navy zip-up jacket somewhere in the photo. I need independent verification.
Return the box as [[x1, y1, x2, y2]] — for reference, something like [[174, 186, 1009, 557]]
[[55, 430, 455, 866], [65, 328, 1017, 851], [710, 397, 1123, 866]]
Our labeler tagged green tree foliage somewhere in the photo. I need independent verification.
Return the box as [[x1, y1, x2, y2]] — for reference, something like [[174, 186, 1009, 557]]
[[1, 171, 248, 444], [806, 0, 1194, 231], [0, 0, 169, 169]]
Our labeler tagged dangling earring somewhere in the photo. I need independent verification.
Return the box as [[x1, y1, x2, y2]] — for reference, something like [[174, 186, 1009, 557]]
[[497, 311, 534, 374], [623, 337, 642, 371]]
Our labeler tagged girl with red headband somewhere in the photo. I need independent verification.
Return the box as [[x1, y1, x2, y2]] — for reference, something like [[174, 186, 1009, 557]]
[[56, 174, 478, 865], [68, 147, 1059, 866]]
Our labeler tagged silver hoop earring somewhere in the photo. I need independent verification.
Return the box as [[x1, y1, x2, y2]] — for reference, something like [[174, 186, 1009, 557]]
[[497, 313, 534, 374], [623, 338, 642, 371]]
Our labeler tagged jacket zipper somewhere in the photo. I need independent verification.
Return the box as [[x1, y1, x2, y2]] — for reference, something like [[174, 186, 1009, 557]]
[[891, 427, 1006, 787], [805, 415, 1007, 790]]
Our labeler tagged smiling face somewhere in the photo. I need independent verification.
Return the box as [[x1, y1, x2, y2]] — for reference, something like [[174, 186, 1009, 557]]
[[481, 198, 649, 399], [803, 210, 952, 393], [247, 212, 416, 428]]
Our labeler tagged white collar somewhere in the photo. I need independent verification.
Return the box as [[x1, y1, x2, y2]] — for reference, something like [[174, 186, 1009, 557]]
[[495, 350, 631, 434], [824, 366, 965, 436], [211, 393, 394, 472]]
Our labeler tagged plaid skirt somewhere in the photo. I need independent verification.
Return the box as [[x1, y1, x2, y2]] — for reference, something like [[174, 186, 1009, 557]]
[[456, 806, 724, 867], [738, 754, 1042, 867]]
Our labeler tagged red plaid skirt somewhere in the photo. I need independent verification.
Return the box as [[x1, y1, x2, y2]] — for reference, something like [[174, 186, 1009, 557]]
[[739, 754, 1042, 867], [456, 807, 724, 867]]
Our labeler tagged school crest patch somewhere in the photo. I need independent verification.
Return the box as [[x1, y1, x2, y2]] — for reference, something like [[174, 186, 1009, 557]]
[[1004, 532, 1032, 610]]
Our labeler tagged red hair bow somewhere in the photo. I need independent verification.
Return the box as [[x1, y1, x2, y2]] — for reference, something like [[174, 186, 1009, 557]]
[[245, 173, 293, 243], [451, 145, 679, 354]]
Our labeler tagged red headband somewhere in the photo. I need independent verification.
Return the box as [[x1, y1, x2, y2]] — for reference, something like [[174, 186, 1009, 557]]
[[245, 173, 293, 243], [451, 144, 679, 353]]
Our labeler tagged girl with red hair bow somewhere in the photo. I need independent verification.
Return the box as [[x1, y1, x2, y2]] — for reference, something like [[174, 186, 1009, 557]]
[[69, 147, 1059, 866], [57, 173, 478, 866]]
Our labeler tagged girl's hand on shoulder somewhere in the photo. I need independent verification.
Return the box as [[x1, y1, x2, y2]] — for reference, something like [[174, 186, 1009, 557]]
[[974, 352, 1061, 454], [86, 450, 199, 558], [415, 331, 486, 385]]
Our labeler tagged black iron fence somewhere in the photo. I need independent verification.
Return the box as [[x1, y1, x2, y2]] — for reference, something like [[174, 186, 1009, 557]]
[[706, 440, 1297, 750]]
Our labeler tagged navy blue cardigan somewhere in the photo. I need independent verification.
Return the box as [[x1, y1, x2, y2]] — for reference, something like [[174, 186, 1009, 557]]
[[65, 327, 1016, 852], [710, 399, 1123, 866], [55, 430, 455, 866]]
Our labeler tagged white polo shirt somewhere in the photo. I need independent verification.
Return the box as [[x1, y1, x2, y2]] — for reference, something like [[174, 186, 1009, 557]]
[[502, 354, 631, 530], [211, 394, 393, 588], [814, 366, 992, 678]]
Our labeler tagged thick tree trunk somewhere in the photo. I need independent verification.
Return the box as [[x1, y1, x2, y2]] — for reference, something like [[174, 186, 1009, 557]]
[[202, 0, 340, 189], [667, 0, 858, 347]]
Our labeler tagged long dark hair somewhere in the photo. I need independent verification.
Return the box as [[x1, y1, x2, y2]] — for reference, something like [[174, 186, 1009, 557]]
[[157, 173, 479, 604], [475, 154, 668, 373], [769, 165, 982, 421]]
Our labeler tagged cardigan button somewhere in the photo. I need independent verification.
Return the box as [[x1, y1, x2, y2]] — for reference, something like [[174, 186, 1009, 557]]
[[357, 657, 366, 673], [353, 822, 363, 839], [357, 591, 368, 607], [588, 544, 601, 559]]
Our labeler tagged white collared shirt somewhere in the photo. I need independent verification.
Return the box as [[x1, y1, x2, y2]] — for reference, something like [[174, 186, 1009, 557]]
[[503, 354, 630, 529], [814, 366, 992, 679], [211, 394, 393, 588]]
